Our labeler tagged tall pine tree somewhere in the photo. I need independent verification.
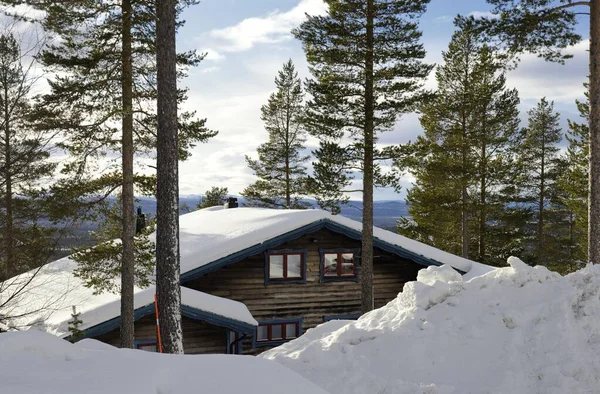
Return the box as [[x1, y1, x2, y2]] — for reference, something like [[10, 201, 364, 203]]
[[471, 0, 600, 264], [516, 98, 562, 265], [242, 60, 310, 209], [11, 0, 217, 348], [294, 0, 432, 313], [400, 23, 521, 265], [557, 84, 589, 267], [156, 0, 183, 354], [0, 32, 64, 281]]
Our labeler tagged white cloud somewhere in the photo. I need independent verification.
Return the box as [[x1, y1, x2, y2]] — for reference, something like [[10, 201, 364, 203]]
[[206, 0, 328, 52], [198, 66, 220, 74], [202, 48, 226, 62]]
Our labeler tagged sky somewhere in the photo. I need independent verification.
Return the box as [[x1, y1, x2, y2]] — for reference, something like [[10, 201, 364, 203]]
[[174, 0, 590, 201]]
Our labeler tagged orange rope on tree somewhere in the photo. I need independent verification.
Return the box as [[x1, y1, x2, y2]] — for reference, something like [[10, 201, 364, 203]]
[[154, 294, 163, 353]]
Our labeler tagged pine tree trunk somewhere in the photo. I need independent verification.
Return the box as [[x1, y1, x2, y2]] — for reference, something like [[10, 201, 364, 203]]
[[461, 121, 469, 258], [538, 140, 546, 265], [588, 1, 600, 264], [3, 80, 13, 279], [479, 142, 486, 263], [120, 0, 135, 349], [156, 0, 183, 354], [460, 43, 470, 259], [285, 97, 291, 208], [361, 0, 375, 314]]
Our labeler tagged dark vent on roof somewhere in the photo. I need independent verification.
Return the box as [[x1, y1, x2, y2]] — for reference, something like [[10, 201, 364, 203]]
[[225, 197, 239, 209]]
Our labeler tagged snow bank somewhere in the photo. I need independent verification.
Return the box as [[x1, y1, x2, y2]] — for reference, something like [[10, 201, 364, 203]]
[[0, 331, 329, 394], [262, 259, 600, 394]]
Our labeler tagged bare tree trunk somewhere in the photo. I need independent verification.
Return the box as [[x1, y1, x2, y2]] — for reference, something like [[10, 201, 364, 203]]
[[120, 0, 135, 349], [479, 142, 486, 263], [285, 97, 291, 208], [461, 41, 470, 259], [461, 125, 469, 258], [588, 1, 600, 264], [3, 79, 13, 279], [156, 0, 183, 354], [361, 0, 375, 314], [538, 140, 546, 265]]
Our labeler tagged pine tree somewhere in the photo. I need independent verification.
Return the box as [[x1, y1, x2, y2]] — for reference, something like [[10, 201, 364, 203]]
[[516, 98, 562, 265], [7, 0, 217, 348], [557, 84, 589, 266], [198, 186, 228, 209], [156, 0, 183, 354], [242, 60, 310, 209], [471, 1, 600, 264], [0, 32, 64, 281], [71, 199, 156, 294], [67, 306, 83, 343], [400, 23, 521, 265], [294, 0, 432, 313]]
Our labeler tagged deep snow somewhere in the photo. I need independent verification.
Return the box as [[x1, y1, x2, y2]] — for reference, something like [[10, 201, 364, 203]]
[[262, 259, 600, 394], [0, 331, 329, 394]]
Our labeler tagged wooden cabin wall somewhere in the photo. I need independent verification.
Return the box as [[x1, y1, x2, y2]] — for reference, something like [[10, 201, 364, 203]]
[[186, 228, 423, 355], [93, 315, 228, 354]]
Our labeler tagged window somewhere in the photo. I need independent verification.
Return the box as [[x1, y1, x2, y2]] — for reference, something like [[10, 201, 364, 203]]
[[320, 249, 359, 281], [265, 250, 306, 284], [135, 339, 158, 352], [254, 319, 302, 346]]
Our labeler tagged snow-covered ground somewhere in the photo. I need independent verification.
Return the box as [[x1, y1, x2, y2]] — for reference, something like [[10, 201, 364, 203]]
[[262, 259, 600, 394], [0, 331, 329, 394]]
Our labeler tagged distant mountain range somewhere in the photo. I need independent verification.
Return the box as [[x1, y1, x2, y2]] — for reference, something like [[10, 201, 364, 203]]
[[134, 195, 409, 231]]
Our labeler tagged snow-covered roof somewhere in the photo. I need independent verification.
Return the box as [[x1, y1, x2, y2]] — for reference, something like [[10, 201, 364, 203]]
[[1, 206, 492, 336], [0, 256, 256, 337], [178, 207, 491, 277]]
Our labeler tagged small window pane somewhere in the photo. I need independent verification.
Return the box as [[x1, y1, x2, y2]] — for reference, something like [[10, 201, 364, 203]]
[[285, 323, 297, 339], [271, 324, 283, 340], [257, 325, 268, 341], [228, 331, 238, 343], [269, 255, 284, 278], [287, 254, 302, 278], [341, 253, 355, 275], [324, 254, 338, 276]]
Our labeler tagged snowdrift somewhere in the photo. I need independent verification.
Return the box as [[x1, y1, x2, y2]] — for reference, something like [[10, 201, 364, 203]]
[[0, 331, 329, 394], [262, 258, 600, 394]]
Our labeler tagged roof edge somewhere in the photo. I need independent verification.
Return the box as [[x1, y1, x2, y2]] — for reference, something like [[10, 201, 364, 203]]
[[180, 218, 464, 284], [73, 298, 256, 340]]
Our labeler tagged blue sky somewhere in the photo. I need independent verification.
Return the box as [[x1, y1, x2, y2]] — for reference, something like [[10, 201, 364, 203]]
[[175, 0, 590, 201]]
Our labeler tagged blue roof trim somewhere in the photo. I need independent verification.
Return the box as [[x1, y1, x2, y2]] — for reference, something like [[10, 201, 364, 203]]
[[80, 302, 255, 339], [181, 305, 256, 334], [180, 218, 466, 284], [81, 303, 155, 339]]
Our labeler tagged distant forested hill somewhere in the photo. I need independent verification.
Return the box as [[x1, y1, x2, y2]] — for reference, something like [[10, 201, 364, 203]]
[[54, 196, 408, 259]]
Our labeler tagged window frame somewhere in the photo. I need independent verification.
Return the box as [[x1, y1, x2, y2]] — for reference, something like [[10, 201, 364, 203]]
[[319, 248, 360, 282], [134, 339, 158, 352], [253, 318, 303, 347], [226, 330, 243, 354], [264, 249, 307, 285]]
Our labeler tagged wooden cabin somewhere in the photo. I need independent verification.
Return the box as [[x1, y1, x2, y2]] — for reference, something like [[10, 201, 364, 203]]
[[4, 206, 483, 355]]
